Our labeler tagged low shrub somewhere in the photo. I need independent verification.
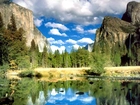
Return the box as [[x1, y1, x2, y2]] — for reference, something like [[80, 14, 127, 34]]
[[18, 70, 42, 78]]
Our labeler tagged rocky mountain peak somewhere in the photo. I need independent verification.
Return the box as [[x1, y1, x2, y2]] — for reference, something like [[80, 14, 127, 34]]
[[122, 1, 140, 24], [101, 16, 132, 32]]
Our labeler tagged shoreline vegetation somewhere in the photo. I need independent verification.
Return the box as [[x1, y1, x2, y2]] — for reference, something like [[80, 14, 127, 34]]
[[5, 66, 140, 81]]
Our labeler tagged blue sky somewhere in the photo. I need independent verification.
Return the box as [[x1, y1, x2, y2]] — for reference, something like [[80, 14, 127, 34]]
[[12, 0, 140, 53]]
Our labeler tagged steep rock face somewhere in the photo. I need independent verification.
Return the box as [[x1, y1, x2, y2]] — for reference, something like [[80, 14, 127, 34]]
[[94, 1, 140, 66], [96, 17, 136, 47], [0, 2, 50, 52], [122, 1, 140, 24]]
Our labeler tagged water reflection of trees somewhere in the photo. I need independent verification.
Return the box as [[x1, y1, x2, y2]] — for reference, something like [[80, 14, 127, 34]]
[[88, 80, 140, 105], [1, 77, 139, 105], [0, 77, 10, 98]]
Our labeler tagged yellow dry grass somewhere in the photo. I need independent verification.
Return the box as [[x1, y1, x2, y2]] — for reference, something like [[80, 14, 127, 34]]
[[104, 66, 140, 71], [104, 66, 140, 76], [34, 67, 90, 77]]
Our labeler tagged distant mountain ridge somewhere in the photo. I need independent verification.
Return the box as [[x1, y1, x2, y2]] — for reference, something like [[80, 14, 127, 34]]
[[84, 43, 94, 52], [0, 0, 50, 52]]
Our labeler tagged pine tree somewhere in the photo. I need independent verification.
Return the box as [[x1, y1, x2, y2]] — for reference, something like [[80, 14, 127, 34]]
[[62, 50, 71, 67], [30, 39, 38, 68], [7, 14, 17, 32], [15, 28, 29, 69], [70, 47, 77, 67], [48, 52, 53, 67], [0, 12, 4, 28], [42, 46, 48, 67], [0, 12, 5, 65], [53, 50, 62, 67]]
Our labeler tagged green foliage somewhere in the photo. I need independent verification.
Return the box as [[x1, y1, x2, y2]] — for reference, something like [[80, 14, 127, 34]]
[[7, 14, 17, 32], [13, 78, 37, 105], [0, 12, 6, 65], [0, 78, 10, 98], [0, 64, 9, 74], [29, 39, 38, 68], [16, 55, 30, 69], [111, 43, 121, 66], [42, 46, 48, 67], [90, 53, 106, 74], [76, 48, 90, 67], [70, 48, 77, 67], [53, 50, 62, 67], [0, 12, 4, 28], [90, 40, 114, 75], [113, 53, 121, 66], [0, 13, 30, 71], [62, 50, 71, 67], [47, 52, 53, 67]]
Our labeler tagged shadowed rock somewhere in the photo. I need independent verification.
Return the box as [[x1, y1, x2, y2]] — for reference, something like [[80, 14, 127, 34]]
[[122, 1, 140, 24], [76, 92, 84, 95]]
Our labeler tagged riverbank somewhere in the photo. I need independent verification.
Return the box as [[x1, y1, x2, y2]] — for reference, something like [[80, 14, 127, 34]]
[[34, 67, 90, 76], [104, 66, 140, 77], [5, 66, 140, 80], [5, 67, 90, 80]]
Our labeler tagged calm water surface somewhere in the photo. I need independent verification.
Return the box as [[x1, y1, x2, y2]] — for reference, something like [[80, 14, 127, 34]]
[[0, 77, 140, 105]]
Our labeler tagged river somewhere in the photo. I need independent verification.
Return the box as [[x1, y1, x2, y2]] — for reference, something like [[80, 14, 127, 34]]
[[0, 76, 140, 105]]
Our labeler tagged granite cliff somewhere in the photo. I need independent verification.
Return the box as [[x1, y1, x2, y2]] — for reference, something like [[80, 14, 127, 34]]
[[94, 1, 140, 66], [0, 0, 50, 52], [84, 43, 94, 52]]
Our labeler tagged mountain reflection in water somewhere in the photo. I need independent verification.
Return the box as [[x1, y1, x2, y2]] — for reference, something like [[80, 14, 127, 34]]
[[0, 77, 140, 105]]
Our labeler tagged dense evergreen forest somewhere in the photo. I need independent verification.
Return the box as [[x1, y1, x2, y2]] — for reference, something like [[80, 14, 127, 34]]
[[0, 13, 29, 70], [0, 13, 90, 72]]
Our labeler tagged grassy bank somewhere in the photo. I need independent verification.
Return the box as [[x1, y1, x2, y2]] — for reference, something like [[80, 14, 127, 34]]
[[34, 67, 90, 77], [104, 66, 140, 77], [6, 67, 90, 79], [5, 66, 140, 80]]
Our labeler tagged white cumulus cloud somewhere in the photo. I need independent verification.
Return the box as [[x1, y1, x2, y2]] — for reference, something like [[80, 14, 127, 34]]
[[75, 25, 84, 33], [49, 29, 67, 37], [66, 39, 77, 44], [13, 0, 140, 25], [87, 29, 97, 34], [74, 25, 97, 34], [34, 18, 43, 27], [78, 38, 94, 44], [51, 45, 65, 53], [45, 22, 69, 31], [48, 37, 64, 45], [73, 44, 81, 50]]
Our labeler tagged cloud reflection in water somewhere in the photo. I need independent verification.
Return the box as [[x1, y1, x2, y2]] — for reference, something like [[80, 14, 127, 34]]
[[46, 88, 96, 105]]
